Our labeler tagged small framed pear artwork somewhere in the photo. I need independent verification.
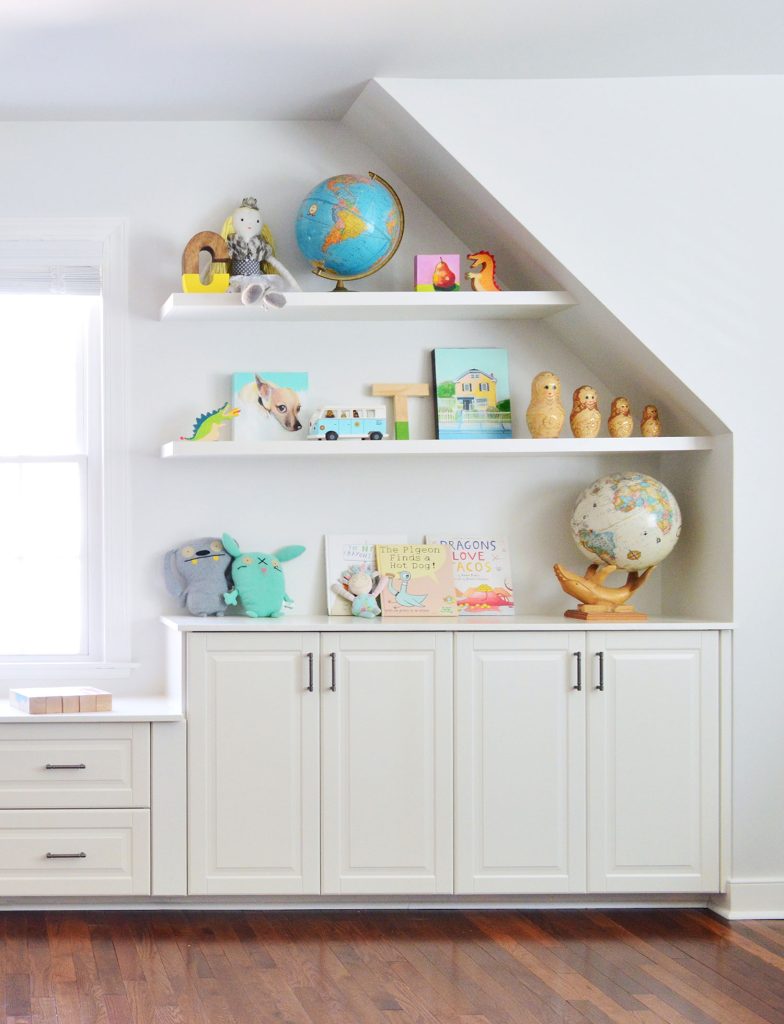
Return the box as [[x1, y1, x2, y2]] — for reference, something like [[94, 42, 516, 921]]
[[554, 471, 682, 622]]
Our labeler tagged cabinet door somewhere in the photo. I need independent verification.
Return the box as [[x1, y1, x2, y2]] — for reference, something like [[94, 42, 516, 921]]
[[587, 631, 719, 893], [455, 632, 586, 894], [321, 632, 452, 895], [188, 633, 319, 895]]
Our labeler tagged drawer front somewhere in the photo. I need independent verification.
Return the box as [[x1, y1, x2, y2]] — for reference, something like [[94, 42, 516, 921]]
[[0, 724, 150, 808], [0, 809, 150, 895]]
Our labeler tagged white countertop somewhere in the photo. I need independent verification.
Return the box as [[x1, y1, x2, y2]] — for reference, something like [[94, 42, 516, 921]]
[[162, 614, 732, 633], [0, 696, 183, 724]]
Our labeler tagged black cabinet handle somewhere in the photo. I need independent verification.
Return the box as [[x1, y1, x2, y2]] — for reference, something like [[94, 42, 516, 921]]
[[45, 764, 86, 770], [306, 652, 314, 692], [46, 852, 86, 859], [573, 651, 582, 691], [596, 651, 605, 691], [329, 652, 337, 692]]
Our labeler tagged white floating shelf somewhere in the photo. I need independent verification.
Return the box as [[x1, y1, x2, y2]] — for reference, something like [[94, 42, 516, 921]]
[[161, 437, 715, 459], [159, 290, 574, 322]]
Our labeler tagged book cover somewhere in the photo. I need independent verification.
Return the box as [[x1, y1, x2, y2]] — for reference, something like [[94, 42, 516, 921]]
[[325, 534, 406, 615], [376, 544, 458, 617], [432, 348, 512, 440], [232, 372, 309, 441], [426, 536, 515, 615]]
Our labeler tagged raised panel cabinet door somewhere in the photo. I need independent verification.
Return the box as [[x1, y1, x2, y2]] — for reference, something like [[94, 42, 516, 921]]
[[455, 632, 586, 894], [187, 632, 320, 895], [321, 632, 453, 895], [587, 630, 720, 893]]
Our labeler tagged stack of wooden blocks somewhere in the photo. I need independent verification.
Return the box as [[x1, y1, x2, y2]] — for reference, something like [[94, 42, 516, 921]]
[[9, 686, 113, 715]]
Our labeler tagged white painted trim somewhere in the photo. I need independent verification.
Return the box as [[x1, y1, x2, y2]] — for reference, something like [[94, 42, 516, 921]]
[[710, 880, 784, 919], [0, 894, 712, 912], [719, 630, 733, 892]]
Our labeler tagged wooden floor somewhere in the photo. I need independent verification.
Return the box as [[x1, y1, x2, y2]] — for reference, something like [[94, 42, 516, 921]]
[[1, 909, 784, 1023]]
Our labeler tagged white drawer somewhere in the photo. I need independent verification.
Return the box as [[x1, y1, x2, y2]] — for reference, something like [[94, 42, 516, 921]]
[[0, 723, 150, 808], [0, 809, 150, 895]]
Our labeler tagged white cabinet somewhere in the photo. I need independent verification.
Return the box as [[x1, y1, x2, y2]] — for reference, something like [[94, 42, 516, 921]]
[[454, 632, 586, 894], [182, 625, 722, 899], [188, 632, 320, 895], [321, 632, 453, 894], [586, 631, 719, 893]]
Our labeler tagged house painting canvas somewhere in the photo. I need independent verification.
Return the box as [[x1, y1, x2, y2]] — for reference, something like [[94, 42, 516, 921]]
[[432, 348, 512, 439]]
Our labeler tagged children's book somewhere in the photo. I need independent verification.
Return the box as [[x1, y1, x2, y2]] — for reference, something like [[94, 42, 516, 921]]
[[432, 348, 512, 440], [232, 371, 309, 441], [325, 535, 406, 615], [426, 536, 515, 615], [376, 544, 458, 618]]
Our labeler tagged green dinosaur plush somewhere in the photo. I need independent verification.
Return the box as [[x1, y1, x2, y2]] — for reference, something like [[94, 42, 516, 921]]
[[222, 533, 305, 617], [181, 402, 240, 442]]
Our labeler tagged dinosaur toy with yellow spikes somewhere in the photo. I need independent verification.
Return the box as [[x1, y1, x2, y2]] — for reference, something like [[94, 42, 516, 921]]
[[466, 250, 501, 291]]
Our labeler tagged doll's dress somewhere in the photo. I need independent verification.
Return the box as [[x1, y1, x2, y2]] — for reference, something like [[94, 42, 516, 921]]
[[352, 594, 381, 619]]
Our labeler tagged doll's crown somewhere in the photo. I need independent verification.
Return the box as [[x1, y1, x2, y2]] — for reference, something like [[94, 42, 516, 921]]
[[240, 196, 259, 210]]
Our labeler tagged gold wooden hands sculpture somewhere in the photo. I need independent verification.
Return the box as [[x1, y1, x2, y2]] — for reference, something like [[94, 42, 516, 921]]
[[553, 562, 655, 621]]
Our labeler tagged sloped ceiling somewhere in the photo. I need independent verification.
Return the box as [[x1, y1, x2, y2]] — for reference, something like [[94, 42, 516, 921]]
[[344, 79, 728, 436]]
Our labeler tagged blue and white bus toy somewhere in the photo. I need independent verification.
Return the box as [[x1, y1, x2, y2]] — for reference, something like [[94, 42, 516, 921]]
[[307, 405, 388, 441]]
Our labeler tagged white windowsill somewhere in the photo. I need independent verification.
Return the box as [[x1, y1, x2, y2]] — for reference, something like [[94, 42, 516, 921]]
[[0, 662, 138, 682]]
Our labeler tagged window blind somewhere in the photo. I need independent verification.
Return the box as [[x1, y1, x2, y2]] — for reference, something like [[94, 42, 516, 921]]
[[0, 240, 102, 295]]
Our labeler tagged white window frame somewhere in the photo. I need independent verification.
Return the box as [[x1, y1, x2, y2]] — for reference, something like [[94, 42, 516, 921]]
[[0, 219, 132, 682]]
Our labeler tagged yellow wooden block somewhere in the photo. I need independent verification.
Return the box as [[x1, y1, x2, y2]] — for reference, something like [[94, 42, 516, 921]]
[[181, 272, 230, 294]]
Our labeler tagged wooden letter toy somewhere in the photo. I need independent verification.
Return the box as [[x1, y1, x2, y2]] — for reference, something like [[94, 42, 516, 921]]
[[372, 383, 430, 440], [526, 371, 565, 438], [569, 385, 601, 438], [641, 404, 662, 437], [181, 231, 231, 293], [608, 397, 633, 437]]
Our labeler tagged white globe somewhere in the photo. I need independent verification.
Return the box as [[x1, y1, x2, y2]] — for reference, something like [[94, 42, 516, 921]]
[[571, 471, 682, 572]]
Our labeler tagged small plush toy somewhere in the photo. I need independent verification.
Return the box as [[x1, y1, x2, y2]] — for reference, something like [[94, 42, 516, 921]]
[[222, 533, 305, 617], [164, 537, 232, 616], [331, 564, 387, 619], [221, 197, 301, 307]]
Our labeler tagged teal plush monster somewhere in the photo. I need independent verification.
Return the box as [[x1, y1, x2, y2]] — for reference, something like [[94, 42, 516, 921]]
[[222, 534, 305, 617]]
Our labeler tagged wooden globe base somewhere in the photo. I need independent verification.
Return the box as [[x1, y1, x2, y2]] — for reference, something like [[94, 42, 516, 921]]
[[564, 605, 648, 622], [554, 562, 655, 623]]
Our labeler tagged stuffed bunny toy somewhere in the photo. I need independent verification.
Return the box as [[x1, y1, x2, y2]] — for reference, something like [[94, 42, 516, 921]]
[[222, 533, 305, 617], [163, 537, 232, 616]]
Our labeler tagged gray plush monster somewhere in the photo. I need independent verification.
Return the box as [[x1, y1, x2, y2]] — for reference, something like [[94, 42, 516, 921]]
[[164, 537, 232, 616]]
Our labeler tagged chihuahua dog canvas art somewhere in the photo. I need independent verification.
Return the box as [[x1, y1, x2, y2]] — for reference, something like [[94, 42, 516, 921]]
[[231, 371, 309, 441]]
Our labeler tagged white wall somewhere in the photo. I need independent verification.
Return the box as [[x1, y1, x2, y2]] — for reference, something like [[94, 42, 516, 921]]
[[369, 76, 784, 884], [0, 121, 667, 702]]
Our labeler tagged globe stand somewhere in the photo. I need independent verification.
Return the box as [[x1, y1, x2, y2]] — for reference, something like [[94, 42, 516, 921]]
[[554, 563, 655, 622]]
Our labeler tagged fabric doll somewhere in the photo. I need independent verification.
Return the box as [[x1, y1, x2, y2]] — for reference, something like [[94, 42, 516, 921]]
[[221, 197, 300, 308], [222, 533, 305, 617], [163, 537, 232, 616], [331, 563, 386, 619]]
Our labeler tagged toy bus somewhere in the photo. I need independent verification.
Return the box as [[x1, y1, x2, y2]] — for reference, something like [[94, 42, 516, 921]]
[[307, 405, 388, 441]]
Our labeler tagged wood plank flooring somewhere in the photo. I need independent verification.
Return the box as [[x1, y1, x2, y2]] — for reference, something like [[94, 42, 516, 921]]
[[1, 909, 783, 1024]]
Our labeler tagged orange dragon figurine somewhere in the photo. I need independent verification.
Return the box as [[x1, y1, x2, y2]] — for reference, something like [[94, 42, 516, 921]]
[[465, 251, 501, 291]]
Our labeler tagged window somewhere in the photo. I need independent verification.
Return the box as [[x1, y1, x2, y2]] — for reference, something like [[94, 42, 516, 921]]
[[462, 383, 472, 392], [0, 222, 129, 673], [0, 295, 98, 656], [479, 382, 490, 392]]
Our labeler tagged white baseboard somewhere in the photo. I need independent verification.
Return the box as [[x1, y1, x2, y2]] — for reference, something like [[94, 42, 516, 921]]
[[0, 893, 711, 913], [710, 880, 784, 919]]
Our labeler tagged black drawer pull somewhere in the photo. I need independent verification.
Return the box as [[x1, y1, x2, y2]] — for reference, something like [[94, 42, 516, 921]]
[[45, 763, 86, 770], [46, 852, 86, 859]]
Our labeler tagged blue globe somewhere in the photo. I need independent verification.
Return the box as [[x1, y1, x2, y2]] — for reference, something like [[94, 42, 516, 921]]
[[295, 173, 404, 284]]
